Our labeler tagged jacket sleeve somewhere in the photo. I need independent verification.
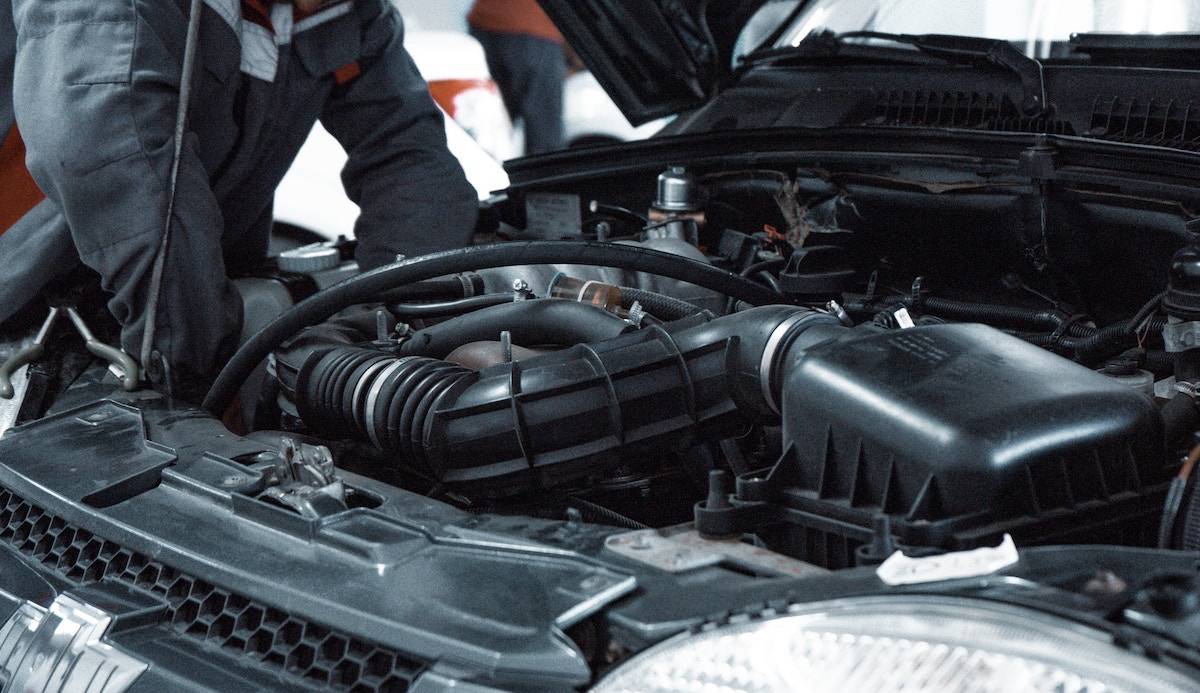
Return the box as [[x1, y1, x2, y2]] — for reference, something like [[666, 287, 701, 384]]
[[10, 0, 242, 391], [320, 0, 479, 271]]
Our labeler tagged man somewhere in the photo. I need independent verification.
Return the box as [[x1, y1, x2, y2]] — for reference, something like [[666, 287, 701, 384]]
[[467, 0, 565, 155], [0, 0, 478, 397]]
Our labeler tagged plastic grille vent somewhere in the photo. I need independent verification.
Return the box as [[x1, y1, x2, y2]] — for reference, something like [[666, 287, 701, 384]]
[[0, 488, 421, 692], [1088, 96, 1200, 150], [873, 90, 1072, 134]]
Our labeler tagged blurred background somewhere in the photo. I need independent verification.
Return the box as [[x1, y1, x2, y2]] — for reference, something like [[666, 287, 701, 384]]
[[276, 0, 665, 239], [277, 0, 1200, 241]]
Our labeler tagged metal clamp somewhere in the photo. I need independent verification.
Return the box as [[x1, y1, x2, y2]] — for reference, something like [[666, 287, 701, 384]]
[[1163, 320, 1200, 353], [0, 306, 139, 399]]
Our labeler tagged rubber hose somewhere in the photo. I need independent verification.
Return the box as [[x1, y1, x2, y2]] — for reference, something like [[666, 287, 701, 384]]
[[203, 241, 786, 415], [1143, 350, 1174, 374], [1024, 317, 1167, 364], [398, 299, 634, 359], [618, 287, 707, 320], [915, 297, 1092, 336], [1162, 392, 1200, 445], [377, 275, 483, 303], [388, 293, 512, 319], [740, 258, 787, 279]]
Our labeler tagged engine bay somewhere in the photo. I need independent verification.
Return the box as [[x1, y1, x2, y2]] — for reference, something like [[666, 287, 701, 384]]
[[5, 139, 1200, 688], [203, 148, 1200, 568]]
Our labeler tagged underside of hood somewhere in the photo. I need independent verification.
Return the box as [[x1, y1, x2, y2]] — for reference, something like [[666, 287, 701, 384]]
[[538, 0, 768, 125]]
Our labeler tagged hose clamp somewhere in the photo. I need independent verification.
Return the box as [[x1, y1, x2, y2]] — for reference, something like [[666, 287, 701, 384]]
[[363, 358, 417, 448], [1163, 320, 1200, 353], [760, 311, 822, 416], [351, 359, 393, 430]]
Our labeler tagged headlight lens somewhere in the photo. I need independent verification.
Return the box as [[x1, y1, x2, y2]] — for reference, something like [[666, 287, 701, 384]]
[[592, 596, 1198, 693]]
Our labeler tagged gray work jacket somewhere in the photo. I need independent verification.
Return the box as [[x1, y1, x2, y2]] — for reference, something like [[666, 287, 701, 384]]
[[0, 0, 478, 387]]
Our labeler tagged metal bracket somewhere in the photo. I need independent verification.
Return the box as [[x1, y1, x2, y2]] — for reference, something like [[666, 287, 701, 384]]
[[0, 306, 139, 399], [1164, 321, 1200, 353], [605, 523, 827, 578], [260, 437, 348, 519]]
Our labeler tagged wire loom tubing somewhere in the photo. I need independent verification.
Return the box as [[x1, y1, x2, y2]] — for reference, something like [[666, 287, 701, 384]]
[[203, 242, 787, 415]]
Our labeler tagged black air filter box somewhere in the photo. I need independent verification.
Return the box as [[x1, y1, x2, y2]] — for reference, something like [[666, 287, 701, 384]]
[[699, 324, 1169, 567]]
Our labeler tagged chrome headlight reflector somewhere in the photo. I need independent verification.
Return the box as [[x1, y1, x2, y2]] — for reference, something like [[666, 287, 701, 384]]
[[591, 596, 1198, 693]]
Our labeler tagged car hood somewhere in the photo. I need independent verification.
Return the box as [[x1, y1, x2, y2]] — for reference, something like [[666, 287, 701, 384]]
[[538, 0, 767, 125]]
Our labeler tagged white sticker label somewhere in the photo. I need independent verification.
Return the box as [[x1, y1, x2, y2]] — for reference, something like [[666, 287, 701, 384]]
[[876, 534, 1018, 586], [893, 307, 916, 329], [526, 193, 582, 238]]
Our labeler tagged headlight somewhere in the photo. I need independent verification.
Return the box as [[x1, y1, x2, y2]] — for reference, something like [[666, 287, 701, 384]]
[[591, 596, 1198, 693]]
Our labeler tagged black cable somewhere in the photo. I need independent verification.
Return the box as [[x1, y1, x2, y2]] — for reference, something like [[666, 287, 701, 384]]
[[588, 201, 648, 226], [756, 271, 783, 294], [910, 296, 1092, 336], [203, 241, 786, 415], [139, 0, 204, 385], [566, 496, 649, 529], [1020, 317, 1168, 364], [739, 258, 786, 278], [1129, 291, 1167, 334], [726, 258, 787, 313]]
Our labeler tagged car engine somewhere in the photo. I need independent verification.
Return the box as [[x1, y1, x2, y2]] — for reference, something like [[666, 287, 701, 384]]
[[187, 159, 1197, 572]]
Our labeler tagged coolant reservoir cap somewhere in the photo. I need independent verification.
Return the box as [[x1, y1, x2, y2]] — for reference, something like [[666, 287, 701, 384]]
[[278, 243, 340, 274]]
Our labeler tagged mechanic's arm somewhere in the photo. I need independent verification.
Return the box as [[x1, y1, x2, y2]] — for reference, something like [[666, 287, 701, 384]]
[[11, 0, 241, 393], [321, 0, 479, 271]]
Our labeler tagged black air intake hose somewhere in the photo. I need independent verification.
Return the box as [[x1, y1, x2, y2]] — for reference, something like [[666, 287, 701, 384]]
[[397, 300, 634, 359], [295, 307, 841, 494]]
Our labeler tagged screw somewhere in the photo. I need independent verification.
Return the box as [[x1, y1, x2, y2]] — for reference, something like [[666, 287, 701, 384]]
[[630, 533, 651, 550], [705, 470, 731, 510], [512, 278, 530, 293], [375, 309, 390, 344], [500, 331, 513, 363]]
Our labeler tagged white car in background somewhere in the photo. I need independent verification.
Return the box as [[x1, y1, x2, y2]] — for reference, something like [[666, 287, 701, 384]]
[[563, 71, 667, 148], [275, 2, 663, 241], [274, 29, 511, 241]]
